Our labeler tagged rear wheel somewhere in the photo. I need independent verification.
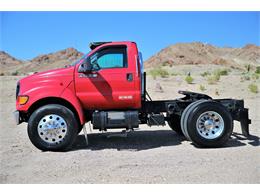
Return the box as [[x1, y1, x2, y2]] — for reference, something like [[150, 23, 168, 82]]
[[183, 101, 233, 147], [181, 100, 208, 140], [28, 104, 79, 151]]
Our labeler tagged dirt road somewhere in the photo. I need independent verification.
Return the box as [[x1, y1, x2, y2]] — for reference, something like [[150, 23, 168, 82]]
[[0, 74, 259, 183]]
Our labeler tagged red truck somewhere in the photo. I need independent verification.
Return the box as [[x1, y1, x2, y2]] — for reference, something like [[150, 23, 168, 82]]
[[14, 41, 251, 151]]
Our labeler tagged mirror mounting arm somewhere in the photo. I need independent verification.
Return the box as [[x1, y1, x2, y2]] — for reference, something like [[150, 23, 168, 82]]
[[78, 58, 92, 73]]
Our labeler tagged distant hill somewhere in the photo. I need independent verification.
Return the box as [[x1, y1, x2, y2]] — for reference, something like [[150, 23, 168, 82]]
[[1, 42, 259, 75], [0, 48, 83, 75], [145, 42, 260, 69], [0, 51, 24, 74]]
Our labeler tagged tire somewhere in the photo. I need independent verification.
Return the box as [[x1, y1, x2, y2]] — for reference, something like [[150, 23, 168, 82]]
[[184, 101, 233, 147], [28, 104, 79, 151], [181, 100, 208, 140], [167, 114, 183, 135]]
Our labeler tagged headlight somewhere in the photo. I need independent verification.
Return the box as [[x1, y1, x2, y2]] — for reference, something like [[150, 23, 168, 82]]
[[18, 95, 29, 105]]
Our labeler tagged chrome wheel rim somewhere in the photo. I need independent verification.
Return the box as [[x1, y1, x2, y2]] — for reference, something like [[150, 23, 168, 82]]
[[196, 111, 224, 139], [37, 114, 67, 144]]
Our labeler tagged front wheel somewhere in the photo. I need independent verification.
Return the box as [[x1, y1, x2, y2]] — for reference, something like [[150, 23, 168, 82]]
[[182, 101, 233, 147], [28, 104, 79, 151]]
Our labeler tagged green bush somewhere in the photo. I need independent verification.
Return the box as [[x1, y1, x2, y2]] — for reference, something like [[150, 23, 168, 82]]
[[207, 74, 220, 84], [199, 85, 206, 91], [255, 66, 260, 74], [241, 72, 259, 82], [11, 71, 19, 76], [240, 73, 251, 81], [251, 73, 259, 81], [161, 61, 168, 66], [149, 67, 169, 79], [245, 64, 251, 72], [248, 83, 258, 93], [214, 68, 229, 76], [185, 75, 194, 84], [171, 72, 179, 76], [200, 71, 211, 77], [215, 69, 229, 76], [215, 89, 220, 96]]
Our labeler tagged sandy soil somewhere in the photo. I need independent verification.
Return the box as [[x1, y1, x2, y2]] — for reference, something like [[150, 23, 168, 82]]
[[0, 67, 259, 183]]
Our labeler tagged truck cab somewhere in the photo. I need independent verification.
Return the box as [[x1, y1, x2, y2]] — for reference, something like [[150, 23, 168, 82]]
[[75, 41, 142, 110], [14, 41, 251, 151]]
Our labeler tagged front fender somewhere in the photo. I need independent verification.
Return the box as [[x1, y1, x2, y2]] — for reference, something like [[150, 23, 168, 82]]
[[60, 85, 85, 125], [17, 81, 85, 125], [16, 85, 64, 111]]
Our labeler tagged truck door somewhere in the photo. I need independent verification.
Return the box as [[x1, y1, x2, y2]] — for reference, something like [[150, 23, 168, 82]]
[[75, 45, 138, 110]]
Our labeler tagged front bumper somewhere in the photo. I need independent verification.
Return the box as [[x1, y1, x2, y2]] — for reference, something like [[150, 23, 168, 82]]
[[13, 111, 21, 125]]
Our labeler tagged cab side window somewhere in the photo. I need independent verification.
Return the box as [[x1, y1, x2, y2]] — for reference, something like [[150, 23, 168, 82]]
[[90, 46, 127, 70]]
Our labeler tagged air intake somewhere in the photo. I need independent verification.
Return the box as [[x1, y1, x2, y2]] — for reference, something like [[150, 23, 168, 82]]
[[89, 42, 111, 50]]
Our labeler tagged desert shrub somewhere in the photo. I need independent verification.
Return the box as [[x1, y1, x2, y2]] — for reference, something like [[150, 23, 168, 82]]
[[245, 64, 251, 72], [255, 66, 260, 74], [215, 89, 220, 96], [185, 75, 194, 84], [171, 72, 179, 76], [251, 73, 259, 81], [0, 72, 4, 76], [200, 71, 211, 77], [207, 74, 220, 84], [240, 73, 251, 81], [204, 69, 228, 84], [241, 72, 259, 82], [248, 83, 258, 93], [161, 61, 168, 66], [11, 70, 19, 76], [214, 68, 229, 76], [199, 85, 206, 91], [149, 67, 169, 79]]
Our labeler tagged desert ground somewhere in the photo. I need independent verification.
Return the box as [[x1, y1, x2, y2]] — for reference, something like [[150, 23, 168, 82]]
[[0, 65, 259, 183]]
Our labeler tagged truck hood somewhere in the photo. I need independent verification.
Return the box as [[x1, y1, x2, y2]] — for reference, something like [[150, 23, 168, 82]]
[[21, 67, 74, 81], [18, 66, 75, 95]]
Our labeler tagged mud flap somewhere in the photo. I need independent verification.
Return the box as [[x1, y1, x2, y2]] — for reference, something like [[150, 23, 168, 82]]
[[239, 108, 251, 137], [218, 99, 251, 137]]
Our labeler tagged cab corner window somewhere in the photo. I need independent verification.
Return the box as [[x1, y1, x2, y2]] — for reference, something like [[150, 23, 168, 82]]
[[90, 47, 127, 69]]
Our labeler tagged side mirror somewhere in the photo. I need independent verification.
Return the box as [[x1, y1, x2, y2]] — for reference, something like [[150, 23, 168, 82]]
[[78, 58, 92, 73]]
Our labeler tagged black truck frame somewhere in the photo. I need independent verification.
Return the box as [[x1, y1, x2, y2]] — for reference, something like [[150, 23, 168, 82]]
[[141, 90, 251, 136], [139, 72, 251, 140]]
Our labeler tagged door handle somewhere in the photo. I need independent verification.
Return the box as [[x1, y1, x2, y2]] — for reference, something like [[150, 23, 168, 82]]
[[126, 73, 133, 82]]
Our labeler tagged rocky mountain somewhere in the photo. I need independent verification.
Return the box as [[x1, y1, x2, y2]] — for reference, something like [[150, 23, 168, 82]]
[[0, 51, 23, 67], [0, 48, 84, 75], [30, 48, 83, 65], [1, 43, 259, 75], [145, 42, 260, 69]]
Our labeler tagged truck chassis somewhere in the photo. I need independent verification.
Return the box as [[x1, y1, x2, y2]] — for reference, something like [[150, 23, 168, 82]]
[[14, 41, 251, 151]]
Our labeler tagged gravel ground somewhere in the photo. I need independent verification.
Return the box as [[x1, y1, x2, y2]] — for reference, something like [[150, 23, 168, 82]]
[[0, 74, 259, 183]]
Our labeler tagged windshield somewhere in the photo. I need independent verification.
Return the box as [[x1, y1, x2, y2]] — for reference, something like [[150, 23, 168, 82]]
[[70, 54, 87, 66]]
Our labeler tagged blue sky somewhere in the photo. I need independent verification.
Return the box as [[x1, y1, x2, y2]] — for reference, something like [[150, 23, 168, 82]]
[[0, 12, 259, 61]]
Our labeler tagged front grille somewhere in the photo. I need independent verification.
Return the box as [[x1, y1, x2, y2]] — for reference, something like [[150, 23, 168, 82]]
[[16, 82, 20, 99]]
